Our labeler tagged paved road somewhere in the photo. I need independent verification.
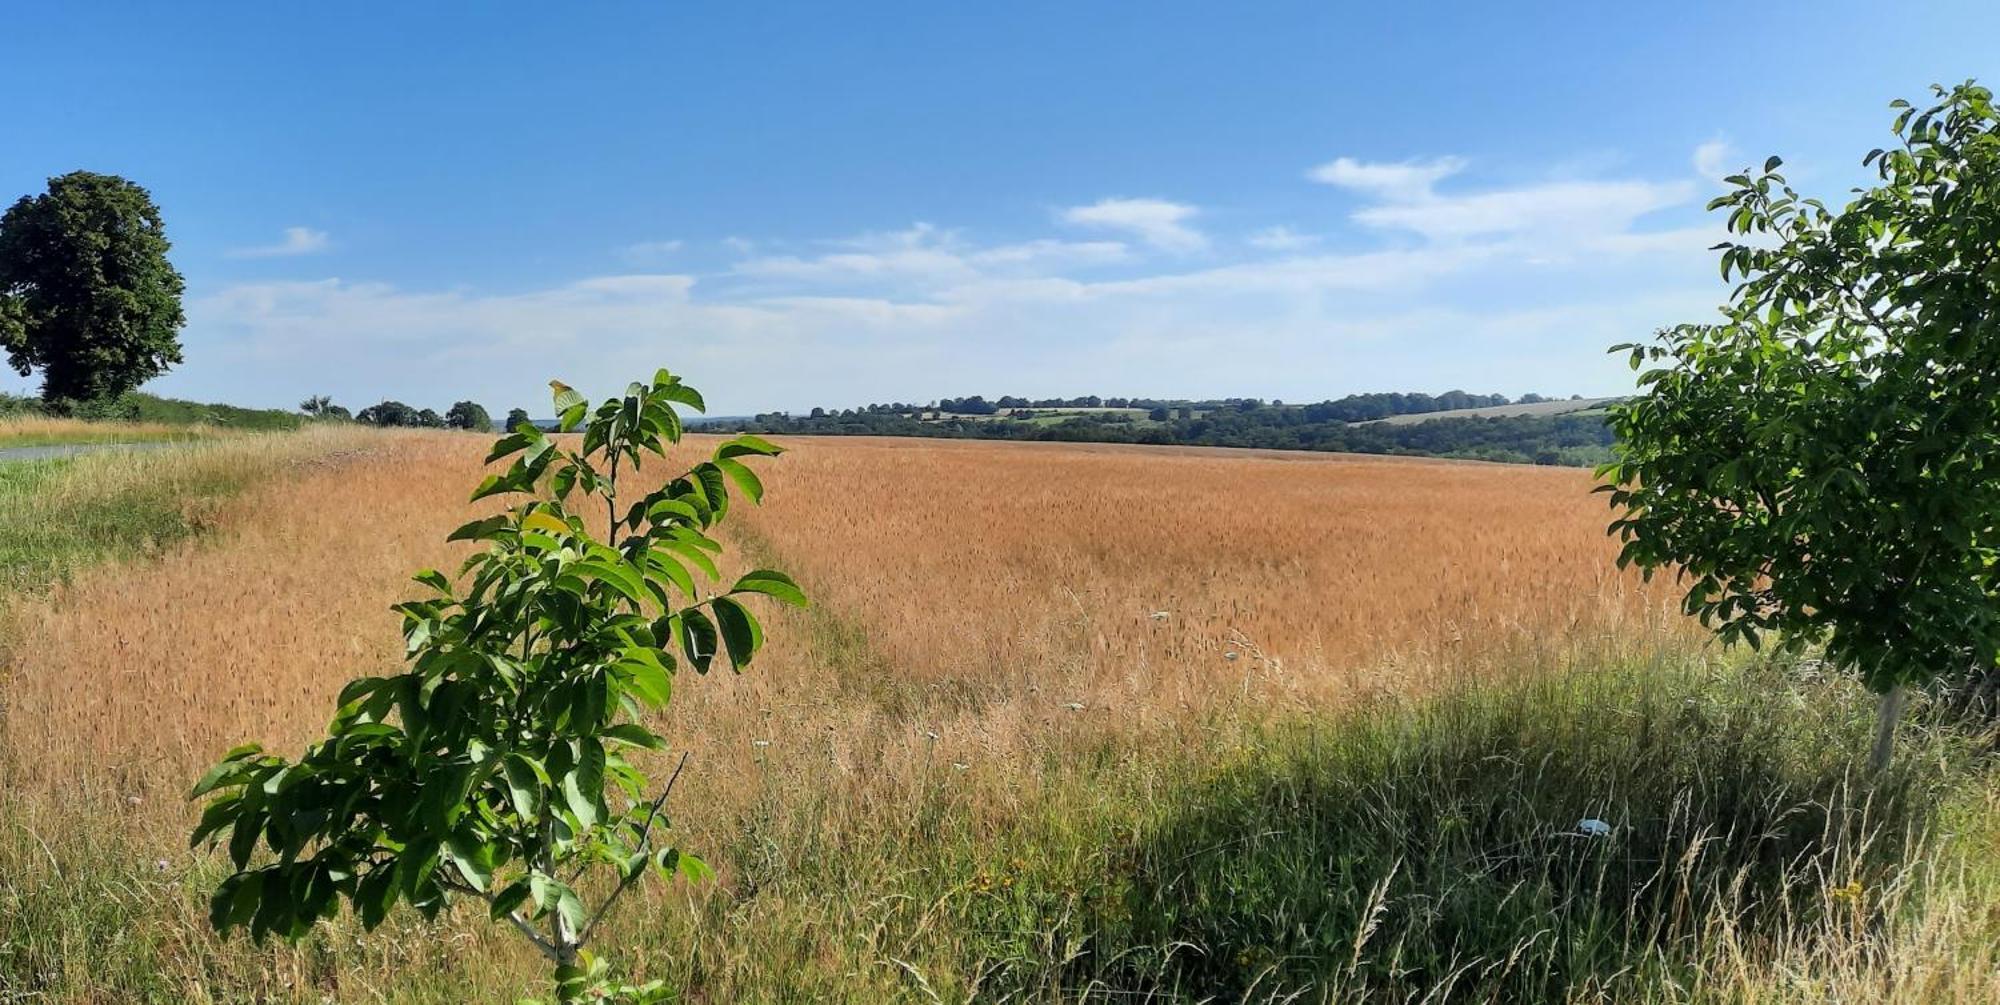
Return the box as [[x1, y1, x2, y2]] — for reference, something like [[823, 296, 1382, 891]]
[[0, 441, 180, 463]]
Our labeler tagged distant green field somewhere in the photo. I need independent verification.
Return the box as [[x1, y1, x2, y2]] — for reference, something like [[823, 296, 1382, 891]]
[[126, 393, 303, 430], [0, 390, 303, 438]]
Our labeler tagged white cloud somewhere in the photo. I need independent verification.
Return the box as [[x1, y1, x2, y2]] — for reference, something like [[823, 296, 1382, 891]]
[[1693, 139, 1733, 179], [227, 226, 330, 259], [732, 223, 1128, 285], [1308, 156, 1466, 201], [1060, 197, 1205, 253], [123, 148, 1730, 417], [1353, 179, 1694, 242], [1308, 154, 1695, 246], [623, 239, 685, 260], [1245, 226, 1319, 251]]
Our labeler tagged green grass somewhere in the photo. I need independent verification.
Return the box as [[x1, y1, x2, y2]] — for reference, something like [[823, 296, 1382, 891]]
[[3, 650, 1996, 1002], [0, 441, 304, 596], [126, 393, 303, 431]]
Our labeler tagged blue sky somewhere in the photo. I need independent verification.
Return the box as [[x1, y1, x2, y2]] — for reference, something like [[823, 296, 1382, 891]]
[[3, 2, 1994, 415]]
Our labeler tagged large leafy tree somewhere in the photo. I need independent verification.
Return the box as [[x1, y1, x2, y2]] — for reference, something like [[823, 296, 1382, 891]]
[[356, 400, 421, 427], [0, 171, 186, 404], [1604, 82, 2000, 772], [446, 399, 493, 432], [191, 369, 805, 1002]]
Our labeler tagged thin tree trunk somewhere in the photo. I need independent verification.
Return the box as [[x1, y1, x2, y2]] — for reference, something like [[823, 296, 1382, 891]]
[[1870, 684, 1906, 775]]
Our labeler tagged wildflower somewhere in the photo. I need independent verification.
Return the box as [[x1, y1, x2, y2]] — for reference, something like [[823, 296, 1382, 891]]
[[1829, 879, 1864, 903]]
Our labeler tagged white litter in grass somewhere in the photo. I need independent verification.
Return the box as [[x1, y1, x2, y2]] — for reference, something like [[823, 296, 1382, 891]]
[[1577, 818, 1612, 837], [1150, 611, 1170, 620]]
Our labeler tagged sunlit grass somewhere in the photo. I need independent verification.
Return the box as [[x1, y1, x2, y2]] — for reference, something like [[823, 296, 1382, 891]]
[[0, 416, 216, 448], [0, 434, 1995, 1002]]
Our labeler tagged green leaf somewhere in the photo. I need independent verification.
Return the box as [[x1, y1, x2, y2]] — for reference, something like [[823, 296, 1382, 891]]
[[563, 739, 605, 828], [602, 722, 666, 750], [445, 832, 495, 891], [657, 382, 706, 412], [446, 515, 511, 543], [714, 434, 782, 460], [357, 866, 398, 931], [549, 380, 586, 413], [484, 431, 537, 465], [575, 558, 649, 608], [711, 596, 763, 669], [674, 610, 719, 673], [490, 879, 531, 921], [469, 473, 519, 502], [731, 569, 808, 607], [503, 754, 545, 817], [714, 457, 764, 504]]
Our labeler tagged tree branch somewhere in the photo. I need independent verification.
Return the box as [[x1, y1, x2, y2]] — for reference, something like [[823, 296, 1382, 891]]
[[439, 872, 560, 961], [576, 751, 690, 947]]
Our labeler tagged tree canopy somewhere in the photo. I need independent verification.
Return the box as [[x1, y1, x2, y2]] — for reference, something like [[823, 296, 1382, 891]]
[[446, 400, 493, 432], [1604, 82, 2000, 769], [0, 171, 186, 405]]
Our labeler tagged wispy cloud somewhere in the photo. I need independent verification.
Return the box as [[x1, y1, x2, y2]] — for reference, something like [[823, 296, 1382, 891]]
[[622, 239, 685, 261], [1693, 139, 1733, 179], [1061, 197, 1205, 253], [227, 226, 330, 259], [1352, 179, 1694, 242], [1310, 154, 1695, 247], [1245, 225, 1319, 251], [1308, 156, 1466, 201], [733, 223, 1127, 285], [156, 147, 1731, 414]]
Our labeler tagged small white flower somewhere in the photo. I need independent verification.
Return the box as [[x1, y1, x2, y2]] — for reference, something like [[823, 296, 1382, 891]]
[[752, 739, 771, 748]]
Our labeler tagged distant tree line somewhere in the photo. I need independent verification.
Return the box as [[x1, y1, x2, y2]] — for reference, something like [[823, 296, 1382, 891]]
[[731, 391, 1615, 466], [300, 395, 512, 433], [815, 389, 1531, 422]]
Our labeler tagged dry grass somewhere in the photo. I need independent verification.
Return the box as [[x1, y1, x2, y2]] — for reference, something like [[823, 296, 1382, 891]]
[[732, 436, 1683, 708], [1, 429, 480, 801], [0, 415, 215, 448], [0, 431, 1994, 1002]]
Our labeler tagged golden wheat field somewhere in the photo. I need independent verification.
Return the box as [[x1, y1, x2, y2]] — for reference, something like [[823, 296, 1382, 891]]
[[32, 429, 1976, 1004], [1, 434, 1679, 808]]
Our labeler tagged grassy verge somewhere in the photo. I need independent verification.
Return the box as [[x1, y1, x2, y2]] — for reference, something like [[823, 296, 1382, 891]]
[[0, 439, 314, 594], [0, 417, 217, 448], [4, 650, 1995, 1002]]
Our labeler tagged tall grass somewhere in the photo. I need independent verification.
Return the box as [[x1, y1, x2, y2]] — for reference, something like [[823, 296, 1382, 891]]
[[0, 416, 216, 448], [0, 434, 1995, 1002], [0, 428, 373, 594]]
